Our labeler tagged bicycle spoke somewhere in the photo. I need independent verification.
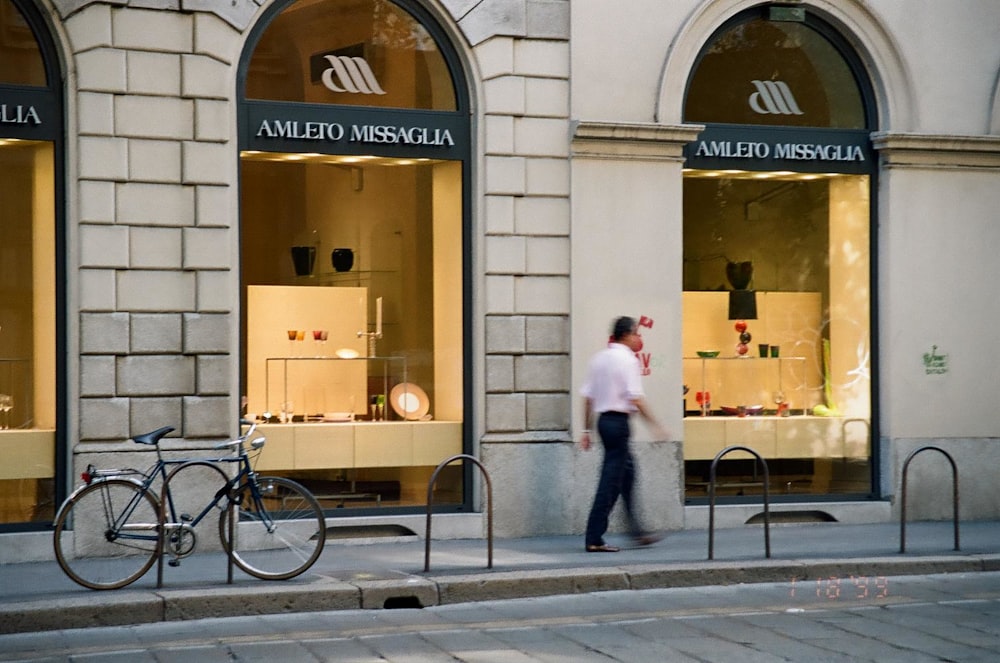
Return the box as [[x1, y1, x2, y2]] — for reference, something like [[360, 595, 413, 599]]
[[53, 480, 161, 590], [220, 476, 326, 580]]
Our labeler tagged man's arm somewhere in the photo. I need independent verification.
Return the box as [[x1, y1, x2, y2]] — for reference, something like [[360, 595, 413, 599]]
[[580, 397, 594, 450]]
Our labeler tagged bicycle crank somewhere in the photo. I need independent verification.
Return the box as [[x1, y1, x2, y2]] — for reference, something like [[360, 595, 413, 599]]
[[165, 522, 197, 566]]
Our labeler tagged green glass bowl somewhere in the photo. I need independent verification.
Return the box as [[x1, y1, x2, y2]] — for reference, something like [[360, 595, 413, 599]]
[[696, 350, 721, 358]]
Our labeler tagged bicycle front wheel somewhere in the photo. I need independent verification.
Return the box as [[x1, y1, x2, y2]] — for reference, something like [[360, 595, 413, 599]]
[[220, 476, 326, 580], [53, 479, 161, 590]]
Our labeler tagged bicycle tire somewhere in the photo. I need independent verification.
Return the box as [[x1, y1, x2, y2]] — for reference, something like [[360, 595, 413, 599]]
[[220, 476, 326, 580], [53, 479, 161, 590]]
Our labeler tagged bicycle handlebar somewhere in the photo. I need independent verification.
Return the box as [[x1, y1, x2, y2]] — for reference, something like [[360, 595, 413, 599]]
[[211, 419, 265, 451], [212, 439, 243, 450]]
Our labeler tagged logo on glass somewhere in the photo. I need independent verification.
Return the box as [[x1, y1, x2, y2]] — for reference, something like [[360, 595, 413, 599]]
[[748, 80, 803, 116], [321, 56, 387, 95]]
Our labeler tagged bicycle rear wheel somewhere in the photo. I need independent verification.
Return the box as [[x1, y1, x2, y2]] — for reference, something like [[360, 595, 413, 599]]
[[53, 479, 160, 590], [220, 476, 326, 580]]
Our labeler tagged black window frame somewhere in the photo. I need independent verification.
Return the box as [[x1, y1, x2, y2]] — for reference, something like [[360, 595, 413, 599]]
[[0, 0, 67, 533], [681, 6, 882, 503], [235, 0, 474, 517]]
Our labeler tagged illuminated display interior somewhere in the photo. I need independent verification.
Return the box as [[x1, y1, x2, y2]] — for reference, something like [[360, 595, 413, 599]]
[[0, 138, 56, 524]]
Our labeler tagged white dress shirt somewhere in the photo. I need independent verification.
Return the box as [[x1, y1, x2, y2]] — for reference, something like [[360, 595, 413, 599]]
[[580, 342, 644, 414]]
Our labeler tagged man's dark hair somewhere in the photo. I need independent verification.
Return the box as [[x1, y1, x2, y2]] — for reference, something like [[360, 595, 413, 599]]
[[611, 316, 636, 342]]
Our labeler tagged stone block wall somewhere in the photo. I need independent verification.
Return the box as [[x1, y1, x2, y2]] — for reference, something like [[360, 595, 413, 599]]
[[469, 5, 573, 445], [61, 2, 245, 442]]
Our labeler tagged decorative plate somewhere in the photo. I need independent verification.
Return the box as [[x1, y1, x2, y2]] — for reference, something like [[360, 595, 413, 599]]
[[389, 382, 430, 420]]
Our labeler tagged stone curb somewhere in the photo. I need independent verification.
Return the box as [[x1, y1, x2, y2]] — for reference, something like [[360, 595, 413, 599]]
[[2, 555, 999, 635]]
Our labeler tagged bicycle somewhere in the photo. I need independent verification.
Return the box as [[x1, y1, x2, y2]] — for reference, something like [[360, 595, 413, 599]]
[[53, 420, 326, 590]]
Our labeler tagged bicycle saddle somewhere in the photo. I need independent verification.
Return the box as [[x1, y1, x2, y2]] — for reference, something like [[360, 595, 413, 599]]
[[132, 426, 175, 445]]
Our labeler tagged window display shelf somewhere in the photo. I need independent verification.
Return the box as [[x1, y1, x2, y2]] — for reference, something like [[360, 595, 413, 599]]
[[250, 420, 462, 471], [265, 355, 407, 422], [683, 355, 807, 417], [684, 416, 868, 460], [0, 430, 55, 479]]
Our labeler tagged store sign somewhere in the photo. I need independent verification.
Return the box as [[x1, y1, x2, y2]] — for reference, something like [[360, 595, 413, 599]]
[[242, 100, 467, 156], [923, 345, 948, 375], [320, 56, 386, 96], [636, 315, 655, 376], [749, 80, 803, 116], [693, 139, 864, 162], [255, 119, 455, 147], [684, 125, 872, 174], [0, 103, 41, 126]]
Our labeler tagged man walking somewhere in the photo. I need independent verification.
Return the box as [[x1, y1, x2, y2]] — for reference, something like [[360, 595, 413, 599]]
[[580, 316, 667, 552]]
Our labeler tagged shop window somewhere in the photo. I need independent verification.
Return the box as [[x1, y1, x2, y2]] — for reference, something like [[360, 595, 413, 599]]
[[246, 0, 456, 110], [0, 0, 45, 86], [0, 0, 59, 527], [681, 10, 875, 501], [239, 0, 469, 513], [685, 15, 866, 128]]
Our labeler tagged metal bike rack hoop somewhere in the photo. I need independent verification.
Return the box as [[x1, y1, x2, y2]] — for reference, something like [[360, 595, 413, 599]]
[[899, 445, 960, 553], [708, 445, 771, 560], [157, 460, 236, 588], [424, 454, 493, 573]]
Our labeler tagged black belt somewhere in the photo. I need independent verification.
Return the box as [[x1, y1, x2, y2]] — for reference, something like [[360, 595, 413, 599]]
[[600, 411, 630, 418]]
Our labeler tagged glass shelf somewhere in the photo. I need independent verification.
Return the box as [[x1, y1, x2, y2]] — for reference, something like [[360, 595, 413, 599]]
[[265, 355, 407, 422]]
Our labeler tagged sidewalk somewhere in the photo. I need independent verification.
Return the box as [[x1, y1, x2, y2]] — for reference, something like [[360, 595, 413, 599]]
[[2, 519, 999, 635]]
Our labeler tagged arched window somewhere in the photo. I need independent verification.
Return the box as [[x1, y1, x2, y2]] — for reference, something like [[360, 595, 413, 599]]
[[685, 14, 869, 129], [245, 0, 457, 111], [0, 0, 44, 86], [0, 0, 64, 530], [681, 8, 877, 502], [237, 0, 471, 515]]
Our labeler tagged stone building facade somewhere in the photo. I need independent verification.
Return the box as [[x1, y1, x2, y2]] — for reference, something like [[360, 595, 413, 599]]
[[3, 0, 1000, 562]]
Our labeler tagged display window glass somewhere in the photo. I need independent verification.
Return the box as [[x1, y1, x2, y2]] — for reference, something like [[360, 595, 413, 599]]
[[0, 145, 56, 525], [682, 9, 875, 501], [239, 0, 468, 514], [0, 0, 45, 87], [685, 15, 866, 129], [246, 0, 456, 111], [0, 0, 59, 530]]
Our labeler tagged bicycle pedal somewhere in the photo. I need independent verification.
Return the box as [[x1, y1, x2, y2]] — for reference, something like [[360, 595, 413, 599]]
[[180, 513, 193, 522], [168, 559, 181, 567]]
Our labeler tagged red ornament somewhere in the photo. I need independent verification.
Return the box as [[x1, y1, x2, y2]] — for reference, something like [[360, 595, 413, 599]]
[[734, 320, 748, 333], [737, 343, 749, 355]]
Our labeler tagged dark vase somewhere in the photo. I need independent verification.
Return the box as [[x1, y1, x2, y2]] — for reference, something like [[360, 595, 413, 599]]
[[725, 261, 753, 290], [331, 248, 354, 272], [290, 246, 316, 276]]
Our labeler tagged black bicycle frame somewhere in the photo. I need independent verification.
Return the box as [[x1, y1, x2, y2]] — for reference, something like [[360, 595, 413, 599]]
[[93, 451, 254, 545]]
